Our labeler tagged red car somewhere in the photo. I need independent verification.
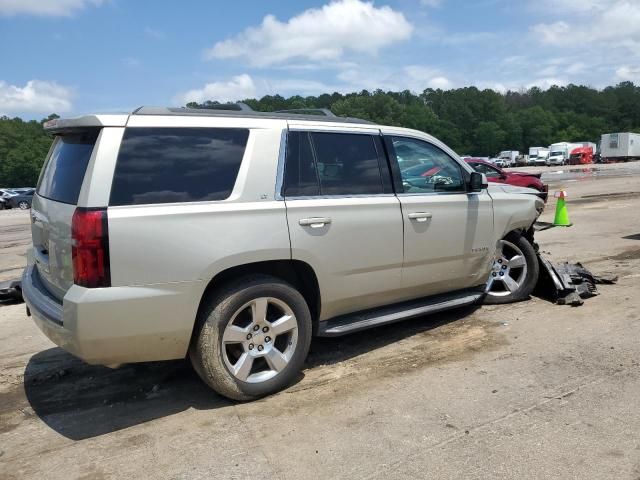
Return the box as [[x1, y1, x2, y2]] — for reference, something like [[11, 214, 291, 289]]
[[465, 159, 548, 201]]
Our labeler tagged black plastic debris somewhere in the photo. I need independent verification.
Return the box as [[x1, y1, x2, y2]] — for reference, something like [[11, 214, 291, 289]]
[[0, 278, 23, 302], [535, 255, 617, 306]]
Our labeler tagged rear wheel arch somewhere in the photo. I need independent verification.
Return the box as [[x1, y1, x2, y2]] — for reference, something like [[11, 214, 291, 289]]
[[193, 260, 321, 337]]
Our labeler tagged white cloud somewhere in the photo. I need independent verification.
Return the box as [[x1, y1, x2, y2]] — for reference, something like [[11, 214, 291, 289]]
[[530, 21, 570, 45], [526, 77, 568, 90], [0, 80, 73, 113], [531, 1, 640, 48], [616, 65, 640, 82], [205, 0, 413, 67], [0, 0, 103, 16], [403, 66, 452, 89], [175, 74, 257, 105]]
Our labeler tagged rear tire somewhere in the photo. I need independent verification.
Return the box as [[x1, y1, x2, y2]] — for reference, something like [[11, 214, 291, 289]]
[[483, 232, 539, 304], [190, 275, 312, 401]]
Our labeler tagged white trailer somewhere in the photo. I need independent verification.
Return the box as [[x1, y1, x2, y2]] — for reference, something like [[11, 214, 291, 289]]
[[528, 147, 549, 166], [548, 142, 581, 166], [600, 133, 640, 161], [498, 150, 519, 167]]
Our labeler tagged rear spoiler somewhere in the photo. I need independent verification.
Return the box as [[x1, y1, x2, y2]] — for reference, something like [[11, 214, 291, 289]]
[[43, 114, 128, 134]]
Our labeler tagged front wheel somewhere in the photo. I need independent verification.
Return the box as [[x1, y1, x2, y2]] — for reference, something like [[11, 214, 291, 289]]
[[190, 275, 312, 401], [483, 233, 539, 304], [18, 201, 30, 210]]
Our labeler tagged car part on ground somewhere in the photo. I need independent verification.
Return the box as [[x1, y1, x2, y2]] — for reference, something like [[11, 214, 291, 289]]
[[535, 257, 617, 306], [0, 278, 22, 302]]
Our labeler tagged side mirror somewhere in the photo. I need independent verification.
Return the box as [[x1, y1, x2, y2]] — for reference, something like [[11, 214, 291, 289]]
[[469, 171, 488, 192]]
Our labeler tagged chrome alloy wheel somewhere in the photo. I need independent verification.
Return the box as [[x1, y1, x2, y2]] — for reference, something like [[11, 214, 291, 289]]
[[222, 297, 299, 383], [485, 239, 528, 297]]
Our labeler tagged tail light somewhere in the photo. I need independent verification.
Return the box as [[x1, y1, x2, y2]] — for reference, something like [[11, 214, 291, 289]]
[[71, 208, 111, 288]]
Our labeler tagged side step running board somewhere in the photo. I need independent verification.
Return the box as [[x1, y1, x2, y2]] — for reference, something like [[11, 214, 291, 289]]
[[317, 290, 483, 337]]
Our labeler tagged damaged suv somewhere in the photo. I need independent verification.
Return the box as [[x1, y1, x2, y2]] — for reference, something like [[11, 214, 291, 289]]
[[23, 105, 544, 400]]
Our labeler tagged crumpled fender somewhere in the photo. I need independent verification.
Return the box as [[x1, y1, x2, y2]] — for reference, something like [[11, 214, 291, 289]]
[[487, 184, 545, 242]]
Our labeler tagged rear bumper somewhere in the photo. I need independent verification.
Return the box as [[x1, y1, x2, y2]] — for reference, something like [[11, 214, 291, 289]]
[[23, 264, 203, 365]]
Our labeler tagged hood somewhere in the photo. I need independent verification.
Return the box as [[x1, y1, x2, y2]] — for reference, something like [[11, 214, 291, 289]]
[[509, 171, 542, 179], [489, 184, 539, 195]]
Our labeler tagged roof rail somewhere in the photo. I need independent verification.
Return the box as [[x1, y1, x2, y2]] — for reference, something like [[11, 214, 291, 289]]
[[190, 102, 255, 112], [273, 108, 336, 117], [131, 106, 375, 125]]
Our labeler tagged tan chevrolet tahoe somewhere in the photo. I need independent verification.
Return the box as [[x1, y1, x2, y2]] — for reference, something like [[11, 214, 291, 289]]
[[23, 105, 544, 400]]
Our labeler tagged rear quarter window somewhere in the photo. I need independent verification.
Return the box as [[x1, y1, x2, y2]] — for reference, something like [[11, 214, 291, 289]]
[[109, 127, 249, 206], [37, 131, 99, 205]]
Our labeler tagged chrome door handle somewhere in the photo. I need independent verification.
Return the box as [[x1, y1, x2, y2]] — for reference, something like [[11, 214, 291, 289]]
[[407, 212, 432, 222], [299, 217, 332, 228]]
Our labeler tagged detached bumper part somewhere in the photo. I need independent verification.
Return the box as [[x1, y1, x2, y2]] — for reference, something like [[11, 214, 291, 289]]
[[535, 255, 617, 306]]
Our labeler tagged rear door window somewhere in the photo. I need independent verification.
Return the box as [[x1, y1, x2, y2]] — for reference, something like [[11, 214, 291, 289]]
[[283, 131, 320, 196], [37, 131, 99, 205], [310, 132, 384, 195], [110, 127, 249, 206]]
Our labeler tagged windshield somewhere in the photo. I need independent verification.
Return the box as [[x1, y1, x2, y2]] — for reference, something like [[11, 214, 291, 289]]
[[550, 151, 563, 156]]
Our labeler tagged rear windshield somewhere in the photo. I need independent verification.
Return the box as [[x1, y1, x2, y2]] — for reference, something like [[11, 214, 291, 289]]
[[109, 127, 249, 206], [37, 131, 99, 205]]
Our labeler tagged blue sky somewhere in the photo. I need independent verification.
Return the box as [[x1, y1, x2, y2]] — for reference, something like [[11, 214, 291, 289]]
[[1, 0, 638, 118]]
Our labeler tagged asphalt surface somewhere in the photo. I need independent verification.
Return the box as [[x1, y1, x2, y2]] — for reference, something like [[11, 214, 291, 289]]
[[1, 162, 640, 479]]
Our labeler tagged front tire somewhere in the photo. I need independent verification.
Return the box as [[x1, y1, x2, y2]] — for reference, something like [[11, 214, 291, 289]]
[[190, 275, 312, 401], [483, 233, 539, 304], [18, 201, 30, 210]]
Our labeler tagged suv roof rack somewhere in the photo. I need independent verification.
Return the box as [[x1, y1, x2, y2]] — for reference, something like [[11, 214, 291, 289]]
[[202, 102, 255, 112], [131, 106, 374, 125], [272, 108, 336, 117]]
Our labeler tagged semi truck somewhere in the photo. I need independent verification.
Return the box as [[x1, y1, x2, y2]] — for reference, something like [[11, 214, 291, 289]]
[[568, 147, 593, 165], [600, 133, 640, 162], [575, 141, 597, 154], [528, 147, 550, 166]]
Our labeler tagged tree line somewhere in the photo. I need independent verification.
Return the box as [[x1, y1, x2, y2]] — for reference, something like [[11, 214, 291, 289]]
[[3, 83, 640, 187]]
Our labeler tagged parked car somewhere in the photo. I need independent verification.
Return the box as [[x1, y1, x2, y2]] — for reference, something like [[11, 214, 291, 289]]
[[0, 188, 17, 210], [6, 188, 35, 209], [465, 159, 548, 202], [23, 106, 544, 401]]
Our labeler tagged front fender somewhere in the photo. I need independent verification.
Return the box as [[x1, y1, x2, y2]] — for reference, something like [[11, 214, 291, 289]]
[[488, 185, 544, 242]]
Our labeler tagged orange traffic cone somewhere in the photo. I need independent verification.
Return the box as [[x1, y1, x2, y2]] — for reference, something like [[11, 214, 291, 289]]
[[553, 190, 572, 227]]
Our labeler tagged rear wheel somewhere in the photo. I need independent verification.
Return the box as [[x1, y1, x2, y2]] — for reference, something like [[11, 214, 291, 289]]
[[484, 233, 539, 304], [18, 201, 30, 210], [190, 276, 312, 401]]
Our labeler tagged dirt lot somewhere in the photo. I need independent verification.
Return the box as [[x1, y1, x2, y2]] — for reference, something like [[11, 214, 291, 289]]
[[1, 165, 640, 480]]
